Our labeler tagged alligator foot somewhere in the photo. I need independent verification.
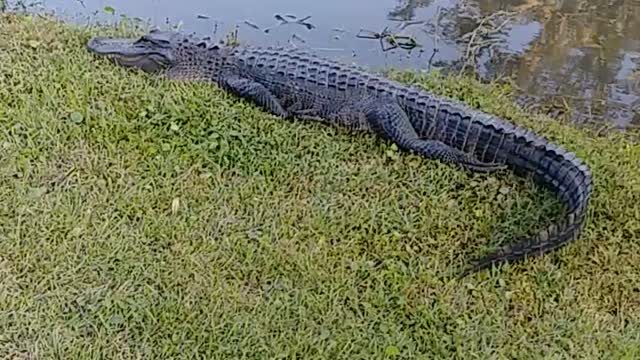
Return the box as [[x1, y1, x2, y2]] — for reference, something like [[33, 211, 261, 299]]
[[364, 100, 506, 173], [221, 75, 288, 117], [410, 140, 506, 173]]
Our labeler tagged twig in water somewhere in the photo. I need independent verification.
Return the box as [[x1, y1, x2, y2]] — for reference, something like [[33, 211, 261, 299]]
[[457, 10, 517, 75], [427, 6, 441, 72]]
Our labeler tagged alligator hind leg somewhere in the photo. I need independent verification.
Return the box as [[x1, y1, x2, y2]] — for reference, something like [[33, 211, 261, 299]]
[[292, 98, 505, 172], [222, 76, 288, 118], [364, 100, 506, 173]]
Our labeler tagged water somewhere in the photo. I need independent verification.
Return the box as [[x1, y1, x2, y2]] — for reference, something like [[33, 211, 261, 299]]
[[15, 0, 640, 129]]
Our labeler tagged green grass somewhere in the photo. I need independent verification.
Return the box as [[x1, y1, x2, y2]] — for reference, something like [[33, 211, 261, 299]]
[[1, 13, 639, 359]]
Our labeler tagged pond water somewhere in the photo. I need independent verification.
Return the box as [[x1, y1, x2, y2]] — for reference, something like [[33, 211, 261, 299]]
[[15, 0, 640, 129]]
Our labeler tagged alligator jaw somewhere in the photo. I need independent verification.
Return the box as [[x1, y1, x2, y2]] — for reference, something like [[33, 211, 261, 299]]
[[86, 36, 173, 73]]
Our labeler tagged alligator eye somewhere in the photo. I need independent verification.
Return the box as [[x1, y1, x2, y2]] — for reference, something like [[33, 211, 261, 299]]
[[135, 36, 150, 44], [138, 34, 171, 46]]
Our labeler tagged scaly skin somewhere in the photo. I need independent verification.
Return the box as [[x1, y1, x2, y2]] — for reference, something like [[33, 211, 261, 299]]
[[86, 30, 593, 276]]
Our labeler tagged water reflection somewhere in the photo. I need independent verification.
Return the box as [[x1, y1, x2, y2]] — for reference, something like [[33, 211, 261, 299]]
[[22, 0, 640, 128], [392, 0, 640, 128]]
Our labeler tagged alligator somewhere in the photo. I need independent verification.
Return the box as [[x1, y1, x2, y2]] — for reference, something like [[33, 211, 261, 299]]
[[86, 30, 593, 276]]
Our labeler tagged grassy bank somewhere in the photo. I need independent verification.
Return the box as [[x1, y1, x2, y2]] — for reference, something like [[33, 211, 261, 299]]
[[1, 13, 639, 359]]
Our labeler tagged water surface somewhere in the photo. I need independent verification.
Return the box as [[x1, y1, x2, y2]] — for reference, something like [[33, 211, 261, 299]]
[[23, 0, 640, 129]]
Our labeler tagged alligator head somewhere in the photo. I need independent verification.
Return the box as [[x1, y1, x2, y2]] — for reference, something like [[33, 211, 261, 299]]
[[86, 29, 184, 73]]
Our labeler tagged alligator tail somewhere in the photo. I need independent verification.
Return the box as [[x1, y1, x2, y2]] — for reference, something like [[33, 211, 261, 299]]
[[455, 116, 594, 277]]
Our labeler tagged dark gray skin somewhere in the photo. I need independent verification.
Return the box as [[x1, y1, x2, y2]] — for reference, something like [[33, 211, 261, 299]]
[[86, 30, 593, 276]]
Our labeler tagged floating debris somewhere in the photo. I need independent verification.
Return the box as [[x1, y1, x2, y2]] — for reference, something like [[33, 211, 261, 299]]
[[274, 14, 288, 23], [356, 27, 421, 52], [291, 33, 306, 43], [241, 19, 261, 30], [273, 13, 316, 30], [300, 22, 316, 31], [331, 28, 347, 40], [395, 19, 426, 30]]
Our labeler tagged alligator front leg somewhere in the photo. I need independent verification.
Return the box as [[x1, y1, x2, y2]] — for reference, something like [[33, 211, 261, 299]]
[[222, 76, 288, 118], [364, 100, 506, 173]]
